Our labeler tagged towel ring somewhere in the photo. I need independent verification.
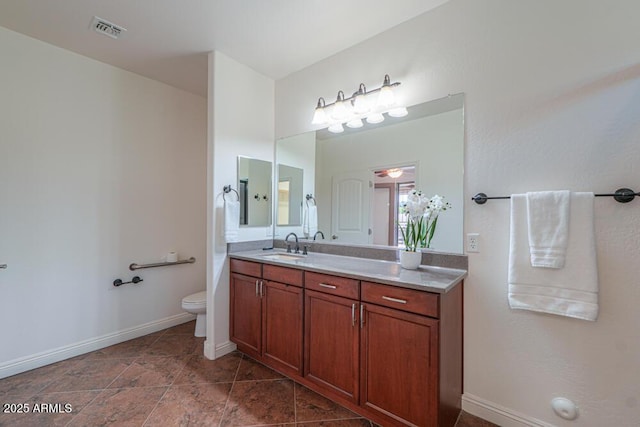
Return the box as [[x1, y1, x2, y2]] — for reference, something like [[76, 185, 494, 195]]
[[306, 194, 316, 207], [223, 185, 240, 201]]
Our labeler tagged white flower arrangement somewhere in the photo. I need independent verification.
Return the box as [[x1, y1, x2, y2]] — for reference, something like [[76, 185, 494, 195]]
[[399, 190, 451, 252]]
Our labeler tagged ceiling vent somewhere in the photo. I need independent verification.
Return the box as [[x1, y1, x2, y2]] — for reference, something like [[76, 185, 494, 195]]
[[90, 16, 127, 40]]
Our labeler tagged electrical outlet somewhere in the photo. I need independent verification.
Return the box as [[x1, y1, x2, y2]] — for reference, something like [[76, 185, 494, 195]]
[[467, 233, 480, 253]]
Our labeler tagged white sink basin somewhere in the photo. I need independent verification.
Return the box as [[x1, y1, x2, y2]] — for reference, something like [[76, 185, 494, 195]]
[[261, 253, 307, 261]]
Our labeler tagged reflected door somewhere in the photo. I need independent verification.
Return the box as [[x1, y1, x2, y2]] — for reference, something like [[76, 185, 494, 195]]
[[331, 170, 373, 243], [373, 187, 390, 245]]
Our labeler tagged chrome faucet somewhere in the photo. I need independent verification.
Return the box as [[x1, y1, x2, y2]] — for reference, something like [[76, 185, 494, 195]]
[[285, 232, 299, 253], [313, 231, 325, 241]]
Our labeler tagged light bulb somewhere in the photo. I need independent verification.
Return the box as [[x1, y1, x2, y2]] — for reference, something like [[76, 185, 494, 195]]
[[331, 90, 348, 120], [312, 107, 327, 125], [388, 107, 408, 118], [311, 98, 327, 125], [377, 86, 395, 107], [366, 112, 385, 124], [332, 102, 347, 120], [352, 83, 370, 114], [328, 123, 344, 133], [346, 118, 363, 129], [377, 74, 396, 107]]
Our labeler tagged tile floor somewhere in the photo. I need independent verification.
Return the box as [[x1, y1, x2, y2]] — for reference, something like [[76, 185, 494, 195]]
[[0, 321, 497, 426]]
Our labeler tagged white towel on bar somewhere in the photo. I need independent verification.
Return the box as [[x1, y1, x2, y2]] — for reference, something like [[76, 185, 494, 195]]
[[303, 204, 318, 238], [527, 190, 571, 268], [508, 193, 599, 321], [223, 199, 240, 242]]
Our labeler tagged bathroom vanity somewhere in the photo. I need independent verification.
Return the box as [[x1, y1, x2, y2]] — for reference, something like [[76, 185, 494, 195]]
[[229, 250, 465, 427]]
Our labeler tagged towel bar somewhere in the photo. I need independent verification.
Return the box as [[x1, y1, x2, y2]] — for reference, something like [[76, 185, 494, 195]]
[[129, 257, 196, 271], [472, 188, 638, 205]]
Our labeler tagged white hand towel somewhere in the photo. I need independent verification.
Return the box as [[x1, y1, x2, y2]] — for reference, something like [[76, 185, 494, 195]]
[[509, 193, 599, 321], [223, 199, 240, 243], [303, 204, 318, 238], [526, 190, 571, 268]]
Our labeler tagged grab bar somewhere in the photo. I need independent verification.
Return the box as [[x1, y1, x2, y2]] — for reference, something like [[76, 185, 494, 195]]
[[129, 257, 196, 271]]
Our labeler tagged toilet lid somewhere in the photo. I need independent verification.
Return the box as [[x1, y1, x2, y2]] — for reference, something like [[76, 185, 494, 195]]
[[183, 291, 207, 304]]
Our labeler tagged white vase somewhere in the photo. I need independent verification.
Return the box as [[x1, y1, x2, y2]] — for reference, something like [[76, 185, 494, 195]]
[[399, 250, 422, 270]]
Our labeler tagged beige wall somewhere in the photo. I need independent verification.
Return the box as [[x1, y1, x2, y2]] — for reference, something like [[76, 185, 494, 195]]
[[0, 26, 207, 376], [275, 1, 640, 425]]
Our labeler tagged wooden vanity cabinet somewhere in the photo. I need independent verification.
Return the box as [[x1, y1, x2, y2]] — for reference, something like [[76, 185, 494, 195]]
[[262, 264, 304, 377], [361, 281, 463, 427], [304, 271, 361, 403], [230, 259, 304, 377], [229, 259, 263, 360], [361, 304, 439, 426], [230, 257, 463, 427]]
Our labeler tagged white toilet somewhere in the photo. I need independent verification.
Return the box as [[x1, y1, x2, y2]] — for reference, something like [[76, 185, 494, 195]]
[[181, 291, 207, 337]]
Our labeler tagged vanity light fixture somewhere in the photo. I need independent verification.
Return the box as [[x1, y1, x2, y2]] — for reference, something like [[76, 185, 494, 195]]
[[312, 74, 405, 133]]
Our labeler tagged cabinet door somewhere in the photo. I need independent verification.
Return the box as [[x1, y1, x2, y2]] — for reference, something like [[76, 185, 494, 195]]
[[230, 273, 262, 360], [361, 303, 439, 427], [304, 289, 359, 403], [262, 280, 303, 376]]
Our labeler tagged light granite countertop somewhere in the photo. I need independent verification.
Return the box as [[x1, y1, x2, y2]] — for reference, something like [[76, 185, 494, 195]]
[[229, 249, 467, 294]]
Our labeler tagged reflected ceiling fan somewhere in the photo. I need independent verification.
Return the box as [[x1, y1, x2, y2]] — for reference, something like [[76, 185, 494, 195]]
[[375, 168, 404, 178]]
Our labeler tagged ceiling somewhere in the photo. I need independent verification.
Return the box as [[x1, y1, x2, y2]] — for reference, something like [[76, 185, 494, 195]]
[[0, 0, 449, 97]]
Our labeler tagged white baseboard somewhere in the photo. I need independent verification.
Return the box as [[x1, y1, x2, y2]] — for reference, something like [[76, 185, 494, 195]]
[[203, 339, 215, 360], [203, 340, 236, 360], [215, 341, 237, 358], [0, 313, 195, 379], [462, 393, 556, 427]]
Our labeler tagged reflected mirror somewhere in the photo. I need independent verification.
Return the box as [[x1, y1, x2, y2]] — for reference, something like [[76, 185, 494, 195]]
[[238, 156, 273, 227], [274, 94, 464, 254], [277, 164, 304, 226]]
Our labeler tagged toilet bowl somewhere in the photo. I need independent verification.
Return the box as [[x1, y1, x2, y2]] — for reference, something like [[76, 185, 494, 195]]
[[181, 291, 207, 337]]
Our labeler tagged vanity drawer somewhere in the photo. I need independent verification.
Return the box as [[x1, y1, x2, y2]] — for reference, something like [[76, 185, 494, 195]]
[[263, 264, 303, 287], [305, 271, 359, 299], [361, 281, 439, 318], [230, 259, 262, 278]]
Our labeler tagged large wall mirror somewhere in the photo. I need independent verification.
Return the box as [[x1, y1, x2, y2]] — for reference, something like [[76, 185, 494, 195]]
[[238, 156, 273, 227], [274, 93, 464, 254]]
